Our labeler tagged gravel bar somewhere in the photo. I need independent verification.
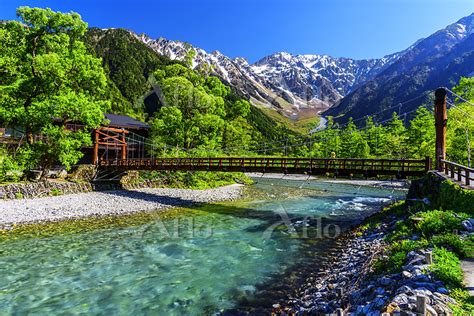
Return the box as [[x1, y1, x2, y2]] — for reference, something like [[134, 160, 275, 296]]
[[0, 184, 243, 227], [246, 173, 409, 189]]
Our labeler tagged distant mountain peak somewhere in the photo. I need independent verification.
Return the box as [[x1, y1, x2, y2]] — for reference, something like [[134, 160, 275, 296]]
[[133, 12, 474, 121]]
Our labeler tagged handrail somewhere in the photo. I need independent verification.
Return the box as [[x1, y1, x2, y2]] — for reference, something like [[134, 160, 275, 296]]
[[440, 159, 474, 172], [97, 157, 430, 178], [439, 159, 473, 186]]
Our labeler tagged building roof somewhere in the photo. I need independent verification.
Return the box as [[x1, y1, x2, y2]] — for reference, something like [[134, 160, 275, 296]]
[[105, 114, 149, 130]]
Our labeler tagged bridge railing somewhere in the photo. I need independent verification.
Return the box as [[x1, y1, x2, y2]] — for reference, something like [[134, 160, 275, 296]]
[[98, 157, 430, 177], [439, 159, 473, 186]]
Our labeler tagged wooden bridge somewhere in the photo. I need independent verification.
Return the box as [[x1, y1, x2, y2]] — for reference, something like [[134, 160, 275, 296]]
[[97, 157, 431, 178], [93, 88, 474, 185]]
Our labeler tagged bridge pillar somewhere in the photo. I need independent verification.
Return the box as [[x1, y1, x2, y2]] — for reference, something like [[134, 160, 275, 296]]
[[93, 129, 99, 165], [434, 88, 447, 171]]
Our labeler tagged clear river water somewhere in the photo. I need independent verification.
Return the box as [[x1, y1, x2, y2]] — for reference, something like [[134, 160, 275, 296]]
[[0, 179, 405, 315]]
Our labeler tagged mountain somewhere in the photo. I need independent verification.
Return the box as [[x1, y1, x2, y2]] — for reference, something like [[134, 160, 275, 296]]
[[83, 28, 301, 139], [326, 13, 474, 124], [89, 12, 474, 125], [136, 35, 403, 120], [84, 28, 180, 119]]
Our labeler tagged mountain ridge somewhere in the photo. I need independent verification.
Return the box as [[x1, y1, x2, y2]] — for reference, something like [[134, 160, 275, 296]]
[[326, 13, 474, 123], [135, 33, 406, 119], [103, 12, 473, 123]]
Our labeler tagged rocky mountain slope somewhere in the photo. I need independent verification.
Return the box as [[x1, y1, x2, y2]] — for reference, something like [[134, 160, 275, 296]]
[[136, 35, 403, 119], [326, 13, 474, 123], [134, 12, 473, 123]]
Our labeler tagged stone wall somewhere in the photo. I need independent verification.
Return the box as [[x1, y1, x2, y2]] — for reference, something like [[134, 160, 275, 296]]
[[0, 181, 94, 200], [408, 171, 474, 215], [0, 179, 164, 200]]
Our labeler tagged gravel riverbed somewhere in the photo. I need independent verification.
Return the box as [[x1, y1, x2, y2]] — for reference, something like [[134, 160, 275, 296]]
[[0, 184, 243, 228]]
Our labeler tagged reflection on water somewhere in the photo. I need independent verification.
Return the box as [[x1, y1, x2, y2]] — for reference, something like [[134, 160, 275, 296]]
[[0, 179, 405, 315]]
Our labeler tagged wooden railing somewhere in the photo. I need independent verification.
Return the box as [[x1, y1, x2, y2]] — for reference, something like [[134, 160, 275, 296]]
[[439, 159, 473, 186], [98, 157, 431, 178]]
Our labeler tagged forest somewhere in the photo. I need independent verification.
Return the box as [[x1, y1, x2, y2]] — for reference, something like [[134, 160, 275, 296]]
[[0, 7, 473, 183]]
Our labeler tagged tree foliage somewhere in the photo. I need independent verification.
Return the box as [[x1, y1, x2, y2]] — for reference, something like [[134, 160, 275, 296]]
[[0, 7, 110, 172], [84, 28, 180, 119], [149, 64, 261, 155]]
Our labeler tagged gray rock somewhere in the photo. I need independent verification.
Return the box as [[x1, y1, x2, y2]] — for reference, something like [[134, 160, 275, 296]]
[[402, 271, 412, 278], [426, 304, 438, 316], [380, 277, 391, 286], [393, 293, 409, 305], [396, 285, 414, 295], [462, 219, 473, 232], [375, 287, 385, 295], [412, 274, 430, 282]]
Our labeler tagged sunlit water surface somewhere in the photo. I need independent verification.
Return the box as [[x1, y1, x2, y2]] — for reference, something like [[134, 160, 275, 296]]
[[0, 179, 405, 315]]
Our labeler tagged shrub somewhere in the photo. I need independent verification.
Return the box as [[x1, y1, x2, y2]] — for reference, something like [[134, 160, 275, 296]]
[[386, 220, 413, 242], [138, 171, 252, 189], [431, 233, 468, 258], [376, 239, 428, 273], [450, 288, 474, 315], [438, 180, 474, 216], [431, 247, 463, 288], [50, 188, 62, 196], [0, 152, 24, 183], [414, 210, 468, 236]]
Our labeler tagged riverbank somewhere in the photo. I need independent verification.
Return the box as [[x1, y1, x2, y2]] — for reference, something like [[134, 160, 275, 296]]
[[274, 173, 474, 315], [275, 203, 462, 314], [246, 173, 409, 190], [0, 184, 243, 229]]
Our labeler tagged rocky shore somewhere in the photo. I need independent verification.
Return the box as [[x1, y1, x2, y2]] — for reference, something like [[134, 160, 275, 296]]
[[0, 184, 243, 228], [275, 214, 460, 315]]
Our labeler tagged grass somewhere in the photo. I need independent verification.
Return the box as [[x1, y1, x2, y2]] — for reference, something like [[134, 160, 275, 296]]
[[362, 198, 473, 313], [257, 106, 320, 134], [413, 210, 469, 237], [358, 200, 407, 234], [137, 171, 253, 190], [431, 247, 463, 288], [450, 288, 474, 315]]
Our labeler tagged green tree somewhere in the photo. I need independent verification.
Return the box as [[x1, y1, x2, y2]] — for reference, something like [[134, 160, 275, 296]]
[[150, 63, 256, 154], [0, 7, 110, 174], [340, 118, 370, 158], [383, 112, 408, 158], [407, 107, 435, 159], [448, 77, 474, 166], [363, 116, 386, 157]]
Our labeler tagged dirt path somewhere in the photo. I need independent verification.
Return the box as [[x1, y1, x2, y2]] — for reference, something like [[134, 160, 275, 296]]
[[461, 259, 474, 296]]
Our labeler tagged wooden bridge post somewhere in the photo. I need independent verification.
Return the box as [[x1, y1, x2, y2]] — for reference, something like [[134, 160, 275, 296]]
[[434, 88, 447, 171], [121, 130, 127, 161], [93, 129, 99, 165]]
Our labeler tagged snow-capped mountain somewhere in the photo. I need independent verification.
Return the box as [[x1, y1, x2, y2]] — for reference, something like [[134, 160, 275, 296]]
[[136, 12, 474, 121], [137, 35, 403, 118], [251, 51, 402, 104], [326, 12, 474, 123]]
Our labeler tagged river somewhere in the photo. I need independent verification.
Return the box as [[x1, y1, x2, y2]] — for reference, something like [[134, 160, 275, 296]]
[[0, 178, 405, 315]]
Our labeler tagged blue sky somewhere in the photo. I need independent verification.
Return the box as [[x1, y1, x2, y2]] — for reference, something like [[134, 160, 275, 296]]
[[1, 0, 473, 63]]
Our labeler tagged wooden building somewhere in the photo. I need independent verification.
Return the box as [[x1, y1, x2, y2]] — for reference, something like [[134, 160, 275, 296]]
[[82, 114, 150, 164]]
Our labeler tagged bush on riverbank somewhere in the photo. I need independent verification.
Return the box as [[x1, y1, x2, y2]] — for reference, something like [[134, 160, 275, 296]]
[[409, 172, 474, 216], [375, 205, 473, 313], [364, 178, 474, 314], [137, 171, 253, 189]]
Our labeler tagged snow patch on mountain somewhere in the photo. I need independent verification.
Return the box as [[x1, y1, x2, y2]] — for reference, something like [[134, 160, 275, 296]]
[[134, 33, 407, 117]]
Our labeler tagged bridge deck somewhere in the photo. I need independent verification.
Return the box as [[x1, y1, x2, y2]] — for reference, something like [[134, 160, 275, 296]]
[[98, 157, 430, 178]]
